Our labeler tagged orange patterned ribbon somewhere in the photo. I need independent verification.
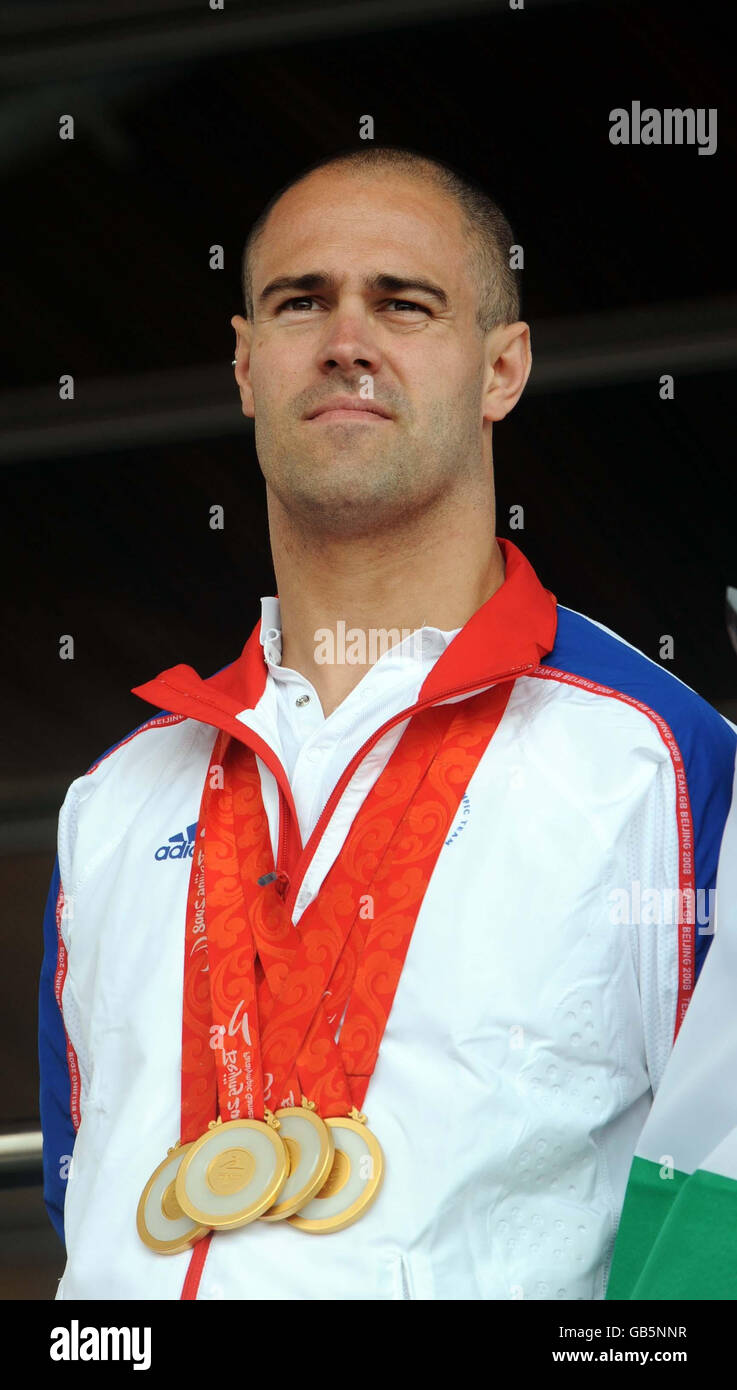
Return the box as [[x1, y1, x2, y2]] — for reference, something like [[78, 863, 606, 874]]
[[180, 728, 269, 1139], [180, 729, 226, 1143], [180, 681, 515, 1142], [232, 700, 462, 1115], [178, 681, 514, 1305], [232, 682, 514, 1114]]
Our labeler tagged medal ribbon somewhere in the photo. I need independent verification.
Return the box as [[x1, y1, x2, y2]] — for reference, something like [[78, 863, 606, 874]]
[[179, 680, 514, 1298], [229, 681, 516, 1113], [229, 699, 465, 1116], [181, 728, 270, 1141], [180, 730, 221, 1145]]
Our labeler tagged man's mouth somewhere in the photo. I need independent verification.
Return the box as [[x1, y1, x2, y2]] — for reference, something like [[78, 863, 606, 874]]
[[309, 408, 389, 422], [305, 396, 393, 423]]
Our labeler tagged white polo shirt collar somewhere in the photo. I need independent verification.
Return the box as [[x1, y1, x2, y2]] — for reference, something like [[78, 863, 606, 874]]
[[258, 596, 457, 672]]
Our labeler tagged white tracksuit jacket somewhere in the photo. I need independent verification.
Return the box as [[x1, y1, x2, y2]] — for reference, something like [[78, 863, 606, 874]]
[[38, 537, 737, 1300]]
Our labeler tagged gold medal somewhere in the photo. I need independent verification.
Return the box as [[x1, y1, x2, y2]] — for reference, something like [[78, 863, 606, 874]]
[[260, 1099, 335, 1222], [174, 1115, 289, 1230], [287, 1109, 384, 1234], [137, 1142, 211, 1255]]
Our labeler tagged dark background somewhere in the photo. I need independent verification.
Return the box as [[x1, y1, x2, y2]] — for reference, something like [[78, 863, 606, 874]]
[[1, 0, 735, 1296]]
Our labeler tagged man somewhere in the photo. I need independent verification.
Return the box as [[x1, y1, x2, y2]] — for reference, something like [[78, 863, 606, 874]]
[[39, 147, 737, 1301]]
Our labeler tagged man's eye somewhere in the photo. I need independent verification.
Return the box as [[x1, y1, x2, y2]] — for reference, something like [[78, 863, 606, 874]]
[[385, 299, 429, 313], [278, 297, 316, 312], [275, 296, 429, 314]]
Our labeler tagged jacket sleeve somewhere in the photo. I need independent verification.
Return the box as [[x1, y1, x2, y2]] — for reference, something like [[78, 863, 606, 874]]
[[38, 855, 78, 1247]]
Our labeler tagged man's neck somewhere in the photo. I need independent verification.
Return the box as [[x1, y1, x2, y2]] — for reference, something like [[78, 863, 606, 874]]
[[268, 489, 506, 718]]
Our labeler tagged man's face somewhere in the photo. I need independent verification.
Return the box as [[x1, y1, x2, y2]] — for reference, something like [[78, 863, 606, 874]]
[[236, 169, 495, 537]]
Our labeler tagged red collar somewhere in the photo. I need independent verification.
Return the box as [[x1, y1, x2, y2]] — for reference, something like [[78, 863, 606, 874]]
[[132, 538, 556, 869], [132, 536, 556, 721], [419, 536, 557, 700]]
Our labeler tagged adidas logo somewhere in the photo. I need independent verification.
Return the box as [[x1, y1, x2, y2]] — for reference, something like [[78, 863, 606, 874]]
[[155, 822, 197, 861]]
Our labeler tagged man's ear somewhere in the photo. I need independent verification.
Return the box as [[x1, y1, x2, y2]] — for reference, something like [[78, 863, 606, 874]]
[[482, 321, 532, 424], [230, 313, 255, 420]]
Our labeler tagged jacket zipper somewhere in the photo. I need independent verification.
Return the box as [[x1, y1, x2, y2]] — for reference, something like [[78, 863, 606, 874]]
[[274, 662, 534, 915]]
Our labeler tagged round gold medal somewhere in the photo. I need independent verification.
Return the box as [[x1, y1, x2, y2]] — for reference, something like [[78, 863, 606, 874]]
[[137, 1142, 211, 1255], [287, 1114, 384, 1234], [174, 1117, 289, 1230], [260, 1103, 335, 1222]]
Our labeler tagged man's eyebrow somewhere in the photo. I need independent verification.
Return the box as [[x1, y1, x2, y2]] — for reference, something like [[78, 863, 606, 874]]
[[257, 273, 332, 307], [256, 271, 449, 310], [367, 274, 449, 309]]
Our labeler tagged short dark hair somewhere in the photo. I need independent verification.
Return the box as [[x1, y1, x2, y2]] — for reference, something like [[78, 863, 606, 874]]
[[240, 146, 521, 334]]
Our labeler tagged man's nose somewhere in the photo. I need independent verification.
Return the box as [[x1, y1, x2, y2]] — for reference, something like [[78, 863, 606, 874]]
[[317, 306, 382, 375]]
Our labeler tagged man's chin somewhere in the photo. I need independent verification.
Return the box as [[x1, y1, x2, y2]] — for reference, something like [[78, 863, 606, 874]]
[[280, 482, 407, 537], [308, 432, 392, 462]]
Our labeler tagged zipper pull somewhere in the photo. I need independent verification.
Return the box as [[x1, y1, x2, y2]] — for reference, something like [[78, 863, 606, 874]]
[[257, 868, 290, 900]]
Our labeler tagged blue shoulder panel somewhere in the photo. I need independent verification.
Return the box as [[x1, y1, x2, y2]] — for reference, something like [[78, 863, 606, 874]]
[[542, 606, 737, 981], [38, 857, 76, 1247]]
